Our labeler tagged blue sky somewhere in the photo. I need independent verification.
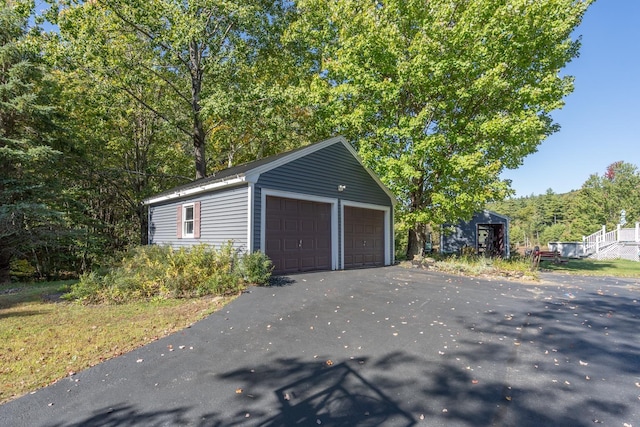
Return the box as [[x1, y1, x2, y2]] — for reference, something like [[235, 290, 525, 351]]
[[501, 0, 640, 197]]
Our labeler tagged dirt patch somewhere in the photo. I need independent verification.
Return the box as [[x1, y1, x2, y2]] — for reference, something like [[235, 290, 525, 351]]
[[42, 292, 66, 303], [0, 287, 24, 295]]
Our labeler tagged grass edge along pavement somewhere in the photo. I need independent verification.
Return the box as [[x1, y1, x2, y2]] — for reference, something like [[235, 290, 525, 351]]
[[3, 255, 639, 405], [409, 254, 640, 279], [540, 257, 640, 277], [0, 280, 236, 404]]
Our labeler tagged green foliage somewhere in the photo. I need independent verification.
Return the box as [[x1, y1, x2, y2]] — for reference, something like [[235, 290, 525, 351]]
[[0, 2, 73, 283], [489, 161, 640, 248], [9, 259, 36, 281], [50, 0, 311, 180], [65, 244, 273, 304], [238, 251, 273, 285], [287, 0, 593, 256]]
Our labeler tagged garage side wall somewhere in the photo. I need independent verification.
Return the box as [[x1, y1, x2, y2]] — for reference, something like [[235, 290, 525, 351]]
[[441, 211, 509, 255], [149, 185, 249, 250], [252, 142, 394, 255]]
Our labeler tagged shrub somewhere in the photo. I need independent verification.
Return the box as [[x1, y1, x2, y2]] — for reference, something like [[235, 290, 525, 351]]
[[421, 253, 538, 280], [64, 271, 107, 304], [239, 251, 273, 285], [65, 243, 269, 304], [9, 259, 36, 281]]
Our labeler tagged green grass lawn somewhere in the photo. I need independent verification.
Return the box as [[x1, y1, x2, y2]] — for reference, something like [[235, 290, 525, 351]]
[[0, 280, 234, 404], [541, 258, 640, 277]]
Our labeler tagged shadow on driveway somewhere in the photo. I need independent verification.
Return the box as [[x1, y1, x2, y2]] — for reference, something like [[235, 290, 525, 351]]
[[5, 267, 639, 426]]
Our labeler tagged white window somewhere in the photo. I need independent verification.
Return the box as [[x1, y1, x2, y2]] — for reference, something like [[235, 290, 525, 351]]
[[183, 204, 195, 238]]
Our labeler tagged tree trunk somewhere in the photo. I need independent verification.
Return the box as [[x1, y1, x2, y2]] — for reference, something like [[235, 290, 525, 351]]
[[0, 252, 12, 285], [406, 226, 427, 260], [193, 128, 206, 179], [190, 40, 207, 180], [406, 185, 428, 259], [138, 204, 148, 245]]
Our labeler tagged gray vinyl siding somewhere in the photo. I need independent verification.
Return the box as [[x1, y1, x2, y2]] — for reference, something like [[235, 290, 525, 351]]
[[441, 211, 508, 254], [253, 143, 394, 259], [149, 185, 249, 251], [257, 142, 391, 205]]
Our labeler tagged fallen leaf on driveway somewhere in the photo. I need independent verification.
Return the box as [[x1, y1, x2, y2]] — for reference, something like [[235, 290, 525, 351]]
[[236, 388, 243, 394]]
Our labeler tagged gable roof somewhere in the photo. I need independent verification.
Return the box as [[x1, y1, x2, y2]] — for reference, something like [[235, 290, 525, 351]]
[[143, 136, 397, 205], [478, 210, 510, 222]]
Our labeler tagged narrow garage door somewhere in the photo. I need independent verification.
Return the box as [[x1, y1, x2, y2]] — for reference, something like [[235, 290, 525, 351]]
[[344, 206, 385, 269], [265, 196, 332, 274]]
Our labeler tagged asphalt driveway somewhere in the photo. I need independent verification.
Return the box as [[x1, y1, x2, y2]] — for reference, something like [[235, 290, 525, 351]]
[[1, 266, 639, 426]]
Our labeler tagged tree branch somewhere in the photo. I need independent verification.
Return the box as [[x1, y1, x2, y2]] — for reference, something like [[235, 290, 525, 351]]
[[97, 0, 190, 70]]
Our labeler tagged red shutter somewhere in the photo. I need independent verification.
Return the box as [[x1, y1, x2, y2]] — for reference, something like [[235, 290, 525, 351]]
[[176, 205, 182, 239], [194, 201, 201, 239]]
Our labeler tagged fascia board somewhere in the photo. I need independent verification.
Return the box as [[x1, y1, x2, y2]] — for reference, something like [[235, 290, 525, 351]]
[[143, 176, 246, 205]]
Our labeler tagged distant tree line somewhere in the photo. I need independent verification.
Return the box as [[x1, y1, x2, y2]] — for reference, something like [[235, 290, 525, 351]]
[[488, 162, 640, 249]]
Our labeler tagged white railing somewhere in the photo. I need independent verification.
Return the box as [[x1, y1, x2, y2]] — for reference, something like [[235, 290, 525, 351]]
[[582, 222, 640, 261], [619, 227, 637, 241], [583, 225, 605, 254]]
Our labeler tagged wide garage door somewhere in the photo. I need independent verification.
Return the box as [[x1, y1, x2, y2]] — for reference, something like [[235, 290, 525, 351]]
[[265, 196, 332, 274], [344, 206, 385, 269]]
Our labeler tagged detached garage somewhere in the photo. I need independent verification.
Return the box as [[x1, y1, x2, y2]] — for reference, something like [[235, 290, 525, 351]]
[[143, 136, 396, 274]]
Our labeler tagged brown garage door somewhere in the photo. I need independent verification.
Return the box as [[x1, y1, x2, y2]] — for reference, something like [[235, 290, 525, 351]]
[[344, 206, 385, 269], [265, 196, 332, 274]]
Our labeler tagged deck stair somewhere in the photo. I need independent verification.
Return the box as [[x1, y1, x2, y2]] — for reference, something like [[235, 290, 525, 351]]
[[582, 223, 640, 261]]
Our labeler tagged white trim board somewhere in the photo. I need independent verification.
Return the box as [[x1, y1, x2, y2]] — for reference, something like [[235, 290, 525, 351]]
[[144, 177, 246, 205], [246, 182, 254, 253]]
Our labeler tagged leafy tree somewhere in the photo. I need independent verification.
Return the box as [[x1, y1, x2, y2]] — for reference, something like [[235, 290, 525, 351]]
[[0, 2, 66, 282], [572, 161, 640, 234], [288, 0, 592, 257], [50, 66, 193, 252], [49, 0, 306, 180], [540, 223, 566, 245], [489, 162, 640, 249], [46, 12, 196, 243]]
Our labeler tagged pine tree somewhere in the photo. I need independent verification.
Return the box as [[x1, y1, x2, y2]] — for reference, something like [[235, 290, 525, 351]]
[[0, 3, 63, 282]]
